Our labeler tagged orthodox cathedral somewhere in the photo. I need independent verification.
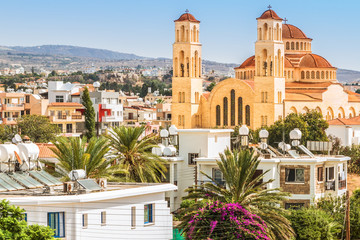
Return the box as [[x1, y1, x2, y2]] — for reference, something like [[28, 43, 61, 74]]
[[171, 8, 360, 129]]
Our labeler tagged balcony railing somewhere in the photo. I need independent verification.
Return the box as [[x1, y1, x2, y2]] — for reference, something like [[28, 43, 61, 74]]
[[339, 180, 346, 190], [325, 181, 335, 191], [197, 180, 226, 187]]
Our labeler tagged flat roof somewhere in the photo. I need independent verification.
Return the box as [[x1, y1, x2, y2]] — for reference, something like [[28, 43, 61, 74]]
[[2, 182, 177, 205], [177, 129, 234, 133]]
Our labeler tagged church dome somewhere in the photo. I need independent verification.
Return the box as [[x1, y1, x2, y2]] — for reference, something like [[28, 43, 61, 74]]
[[235, 56, 255, 69], [299, 54, 334, 68], [283, 24, 309, 39], [257, 9, 282, 20], [174, 13, 200, 23]]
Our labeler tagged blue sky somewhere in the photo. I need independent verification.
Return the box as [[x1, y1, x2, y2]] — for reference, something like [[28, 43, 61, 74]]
[[1, 0, 360, 70]]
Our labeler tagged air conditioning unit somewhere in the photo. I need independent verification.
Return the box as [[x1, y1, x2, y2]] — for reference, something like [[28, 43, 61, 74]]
[[63, 182, 75, 193], [97, 178, 107, 189]]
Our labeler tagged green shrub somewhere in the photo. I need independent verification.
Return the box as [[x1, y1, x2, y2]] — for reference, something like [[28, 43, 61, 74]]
[[287, 207, 341, 240]]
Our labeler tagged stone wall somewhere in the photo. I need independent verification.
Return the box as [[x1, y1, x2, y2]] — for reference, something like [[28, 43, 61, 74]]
[[280, 165, 310, 194]]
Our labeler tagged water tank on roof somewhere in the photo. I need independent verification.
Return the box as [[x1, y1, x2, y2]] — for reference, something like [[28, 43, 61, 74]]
[[163, 146, 176, 156], [68, 169, 86, 181], [0, 143, 20, 162], [152, 144, 165, 156], [17, 142, 39, 161]]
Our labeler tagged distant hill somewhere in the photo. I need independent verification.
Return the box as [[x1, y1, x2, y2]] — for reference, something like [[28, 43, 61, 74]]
[[0, 44, 359, 80], [336, 69, 360, 83], [7, 45, 147, 60]]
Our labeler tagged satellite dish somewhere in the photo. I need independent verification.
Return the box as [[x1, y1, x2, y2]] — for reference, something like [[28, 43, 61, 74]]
[[12, 134, 22, 144]]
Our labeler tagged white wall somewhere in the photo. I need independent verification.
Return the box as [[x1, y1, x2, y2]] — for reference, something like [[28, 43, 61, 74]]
[[16, 192, 173, 240]]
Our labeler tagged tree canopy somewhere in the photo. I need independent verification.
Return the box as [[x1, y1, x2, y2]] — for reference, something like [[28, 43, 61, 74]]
[[17, 115, 60, 143], [82, 87, 96, 139], [266, 110, 328, 146], [0, 199, 54, 240]]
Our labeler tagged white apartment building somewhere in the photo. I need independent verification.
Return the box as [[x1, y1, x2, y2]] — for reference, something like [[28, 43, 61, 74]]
[[326, 116, 360, 146], [48, 81, 84, 104], [155, 127, 349, 211]]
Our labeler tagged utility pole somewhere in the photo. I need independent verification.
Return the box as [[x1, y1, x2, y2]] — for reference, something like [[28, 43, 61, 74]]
[[346, 190, 350, 240]]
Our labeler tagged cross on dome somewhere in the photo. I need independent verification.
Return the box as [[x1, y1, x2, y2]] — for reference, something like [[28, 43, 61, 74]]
[[185, 9, 189, 13], [284, 18, 288, 24], [267, 5, 272, 9]]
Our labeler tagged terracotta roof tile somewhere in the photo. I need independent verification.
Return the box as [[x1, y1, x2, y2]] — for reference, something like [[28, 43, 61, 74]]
[[282, 24, 309, 39], [328, 116, 360, 125], [257, 9, 282, 20], [174, 13, 200, 23], [36, 143, 56, 158], [299, 54, 334, 68], [202, 92, 210, 100]]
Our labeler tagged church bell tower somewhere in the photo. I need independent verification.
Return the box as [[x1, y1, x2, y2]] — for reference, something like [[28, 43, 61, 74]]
[[253, 7, 286, 128], [171, 11, 203, 129]]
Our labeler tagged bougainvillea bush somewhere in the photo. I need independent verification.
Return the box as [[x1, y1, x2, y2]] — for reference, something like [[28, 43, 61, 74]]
[[182, 201, 270, 240]]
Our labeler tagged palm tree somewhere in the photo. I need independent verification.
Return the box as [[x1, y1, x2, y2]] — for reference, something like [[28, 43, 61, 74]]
[[183, 148, 295, 240], [50, 136, 113, 179], [106, 126, 167, 183]]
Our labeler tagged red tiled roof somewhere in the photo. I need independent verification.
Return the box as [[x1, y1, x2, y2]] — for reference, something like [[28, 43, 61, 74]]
[[36, 143, 56, 158], [48, 102, 83, 107], [299, 54, 334, 68], [71, 92, 80, 96], [328, 116, 360, 126], [257, 9, 282, 20], [202, 92, 210, 100], [174, 13, 200, 23], [282, 24, 309, 39]]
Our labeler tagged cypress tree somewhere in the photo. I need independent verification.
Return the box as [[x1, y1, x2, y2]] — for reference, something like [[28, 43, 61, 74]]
[[82, 87, 96, 139]]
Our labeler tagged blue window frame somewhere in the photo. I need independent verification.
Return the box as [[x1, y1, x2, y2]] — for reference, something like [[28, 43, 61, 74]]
[[24, 213, 27, 222], [144, 204, 153, 224], [48, 212, 65, 238]]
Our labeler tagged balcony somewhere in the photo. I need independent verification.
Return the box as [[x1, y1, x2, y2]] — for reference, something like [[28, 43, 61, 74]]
[[197, 180, 226, 187], [102, 115, 122, 122], [339, 180, 346, 190], [49, 114, 85, 122], [1, 117, 17, 125], [325, 181, 335, 191], [2, 103, 24, 111]]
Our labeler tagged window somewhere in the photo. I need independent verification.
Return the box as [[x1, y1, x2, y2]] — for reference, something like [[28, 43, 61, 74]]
[[188, 153, 199, 165], [55, 96, 64, 102], [285, 203, 304, 210], [101, 211, 106, 226], [174, 164, 178, 186], [245, 105, 250, 126], [317, 167, 324, 182], [26, 109, 30, 115], [24, 213, 27, 222], [326, 167, 335, 181], [25, 95, 30, 103], [144, 204, 154, 224], [216, 105, 221, 126], [57, 124, 63, 132], [238, 97, 243, 125], [285, 168, 305, 183], [48, 212, 65, 238], [131, 207, 136, 228], [223, 97, 228, 126], [253, 169, 264, 187], [230, 90, 235, 126], [212, 168, 224, 184], [82, 214, 88, 228], [66, 124, 73, 133]]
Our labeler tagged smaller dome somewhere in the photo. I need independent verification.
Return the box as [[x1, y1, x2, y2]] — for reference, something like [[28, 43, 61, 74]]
[[283, 24, 309, 39], [174, 13, 200, 23], [284, 57, 294, 68], [235, 56, 255, 69], [257, 9, 282, 20], [299, 54, 334, 68]]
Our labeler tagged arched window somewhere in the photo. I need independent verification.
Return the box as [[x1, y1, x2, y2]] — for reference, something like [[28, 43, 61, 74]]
[[300, 42, 303, 50], [176, 30, 180, 42], [181, 25, 185, 42], [286, 42, 290, 50], [321, 71, 324, 79], [180, 51, 185, 77], [263, 23, 268, 40], [238, 97, 243, 125], [291, 42, 294, 50], [296, 42, 299, 50], [223, 97, 228, 126], [216, 105, 221, 126], [330, 71, 333, 79], [231, 90, 235, 126], [182, 92, 185, 103], [245, 105, 250, 126], [316, 71, 320, 79], [301, 71, 305, 79], [178, 115, 181, 126], [290, 106, 297, 114], [178, 92, 181, 102], [311, 71, 315, 79], [306, 71, 310, 79]]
